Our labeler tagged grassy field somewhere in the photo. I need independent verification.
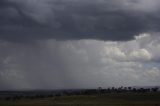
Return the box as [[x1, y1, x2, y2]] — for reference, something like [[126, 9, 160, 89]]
[[0, 92, 160, 106]]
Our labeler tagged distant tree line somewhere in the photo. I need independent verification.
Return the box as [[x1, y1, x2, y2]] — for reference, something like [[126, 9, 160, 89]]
[[81, 87, 159, 95], [0, 86, 159, 101], [61, 86, 159, 96]]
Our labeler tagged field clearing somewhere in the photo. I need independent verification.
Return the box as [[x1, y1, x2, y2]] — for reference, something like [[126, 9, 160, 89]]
[[0, 92, 160, 106]]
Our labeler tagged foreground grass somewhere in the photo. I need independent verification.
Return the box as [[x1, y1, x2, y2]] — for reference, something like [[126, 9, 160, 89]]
[[0, 92, 160, 106]]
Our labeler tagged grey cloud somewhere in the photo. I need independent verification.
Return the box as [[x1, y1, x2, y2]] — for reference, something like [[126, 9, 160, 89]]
[[1, 0, 160, 90], [1, 0, 160, 42], [0, 33, 160, 90]]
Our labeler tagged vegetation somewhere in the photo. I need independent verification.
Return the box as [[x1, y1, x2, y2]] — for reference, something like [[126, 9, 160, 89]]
[[0, 87, 160, 106]]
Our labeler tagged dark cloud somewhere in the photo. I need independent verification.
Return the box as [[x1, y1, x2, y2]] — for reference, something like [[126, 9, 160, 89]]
[[1, 0, 160, 90], [1, 34, 160, 90], [0, 0, 160, 42]]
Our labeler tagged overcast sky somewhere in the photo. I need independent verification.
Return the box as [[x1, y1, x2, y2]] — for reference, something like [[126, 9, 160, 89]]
[[0, 0, 160, 90]]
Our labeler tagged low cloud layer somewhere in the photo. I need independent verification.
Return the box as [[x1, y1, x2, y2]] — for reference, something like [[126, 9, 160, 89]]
[[0, 33, 160, 90], [1, 0, 160, 42]]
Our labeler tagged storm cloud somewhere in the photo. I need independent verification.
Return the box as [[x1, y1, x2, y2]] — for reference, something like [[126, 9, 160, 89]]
[[1, 0, 160, 90], [0, 33, 160, 90], [1, 0, 160, 42]]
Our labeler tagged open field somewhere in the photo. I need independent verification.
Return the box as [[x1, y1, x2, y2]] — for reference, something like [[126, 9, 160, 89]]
[[0, 92, 160, 106]]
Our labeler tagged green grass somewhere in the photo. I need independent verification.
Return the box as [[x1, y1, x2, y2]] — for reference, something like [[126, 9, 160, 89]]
[[0, 92, 160, 106]]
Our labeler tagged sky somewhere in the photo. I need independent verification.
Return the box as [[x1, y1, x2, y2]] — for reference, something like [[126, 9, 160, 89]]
[[0, 0, 160, 90]]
